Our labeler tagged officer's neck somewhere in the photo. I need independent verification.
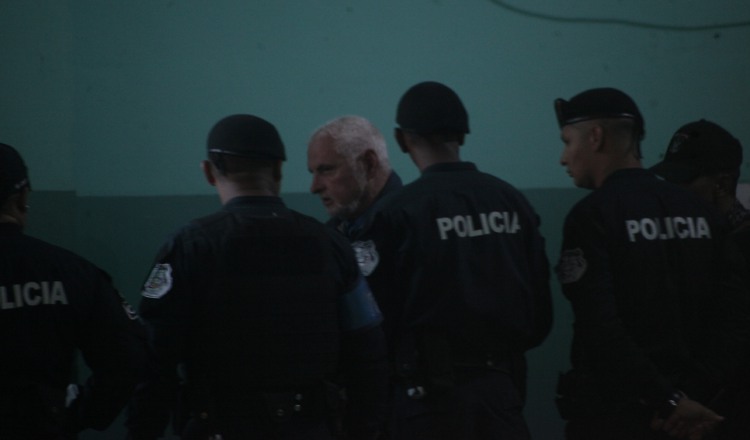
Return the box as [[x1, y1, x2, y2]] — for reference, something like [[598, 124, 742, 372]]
[[217, 182, 279, 205]]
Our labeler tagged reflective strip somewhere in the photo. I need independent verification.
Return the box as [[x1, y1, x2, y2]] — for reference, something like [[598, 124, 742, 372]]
[[338, 276, 383, 331]]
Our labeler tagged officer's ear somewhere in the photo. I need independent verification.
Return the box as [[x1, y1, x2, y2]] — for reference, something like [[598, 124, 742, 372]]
[[201, 160, 217, 187], [394, 128, 409, 154], [17, 187, 30, 214], [588, 124, 605, 152], [272, 160, 283, 183]]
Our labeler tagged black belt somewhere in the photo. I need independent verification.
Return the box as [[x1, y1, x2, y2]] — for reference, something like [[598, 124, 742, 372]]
[[452, 350, 514, 372]]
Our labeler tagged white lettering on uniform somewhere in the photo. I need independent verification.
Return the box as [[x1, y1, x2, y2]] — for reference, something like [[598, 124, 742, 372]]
[[0, 281, 68, 310], [436, 218, 453, 240], [436, 211, 521, 240], [625, 217, 711, 242]]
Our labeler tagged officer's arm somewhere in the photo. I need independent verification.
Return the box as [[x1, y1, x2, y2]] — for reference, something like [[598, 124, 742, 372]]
[[338, 275, 389, 440], [125, 301, 183, 440], [650, 395, 724, 440], [70, 271, 148, 432], [126, 246, 191, 440], [706, 235, 750, 386], [528, 213, 554, 349]]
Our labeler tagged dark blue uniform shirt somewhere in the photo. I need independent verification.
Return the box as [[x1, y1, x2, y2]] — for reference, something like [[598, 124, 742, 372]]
[[557, 168, 749, 409], [0, 223, 146, 438], [127, 196, 388, 440], [372, 162, 552, 357]]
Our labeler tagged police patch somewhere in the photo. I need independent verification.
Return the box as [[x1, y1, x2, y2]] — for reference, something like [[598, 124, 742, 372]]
[[351, 240, 379, 276], [555, 248, 587, 284], [142, 263, 173, 299]]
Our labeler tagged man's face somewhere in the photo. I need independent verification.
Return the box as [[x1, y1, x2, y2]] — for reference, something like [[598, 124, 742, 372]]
[[307, 135, 368, 219], [559, 123, 596, 189]]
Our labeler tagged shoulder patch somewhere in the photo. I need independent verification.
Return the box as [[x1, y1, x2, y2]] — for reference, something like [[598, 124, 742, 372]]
[[351, 240, 379, 276], [142, 263, 173, 299], [555, 248, 587, 284]]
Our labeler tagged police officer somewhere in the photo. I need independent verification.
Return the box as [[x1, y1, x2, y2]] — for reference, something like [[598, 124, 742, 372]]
[[370, 82, 553, 440], [552, 89, 746, 439], [307, 115, 403, 332], [650, 120, 750, 439], [125, 115, 388, 440], [0, 143, 147, 439]]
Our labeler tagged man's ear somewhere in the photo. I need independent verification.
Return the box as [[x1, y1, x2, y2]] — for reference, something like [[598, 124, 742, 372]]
[[18, 186, 31, 213], [201, 160, 217, 186], [394, 128, 409, 153], [17, 187, 30, 214], [272, 160, 283, 183], [360, 149, 379, 178], [456, 133, 465, 146], [589, 124, 605, 151]]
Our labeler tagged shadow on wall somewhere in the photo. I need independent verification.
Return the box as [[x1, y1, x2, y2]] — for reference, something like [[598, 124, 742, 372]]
[[25, 188, 585, 440]]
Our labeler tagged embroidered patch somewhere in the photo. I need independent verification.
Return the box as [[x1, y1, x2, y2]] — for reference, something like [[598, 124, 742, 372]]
[[555, 248, 587, 284], [142, 263, 173, 299], [351, 240, 379, 276]]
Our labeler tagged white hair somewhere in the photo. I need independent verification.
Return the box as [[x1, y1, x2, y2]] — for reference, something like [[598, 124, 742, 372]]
[[309, 115, 391, 172]]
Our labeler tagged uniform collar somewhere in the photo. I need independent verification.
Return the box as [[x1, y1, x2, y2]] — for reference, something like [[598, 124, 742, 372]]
[[422, 161, 478, 174], [601, 167, 652, 185], [335, 171, 403, 237], [223, 195, 285, 210], [0, 222, 23, 236]]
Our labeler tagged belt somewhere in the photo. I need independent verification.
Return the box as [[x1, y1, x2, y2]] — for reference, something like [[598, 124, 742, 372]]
[[452, 351, 514, 372]]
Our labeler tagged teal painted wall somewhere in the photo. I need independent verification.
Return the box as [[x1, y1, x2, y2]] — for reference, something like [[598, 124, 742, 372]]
[[4, 1, 750, 439], [2, 1, 749, 196]]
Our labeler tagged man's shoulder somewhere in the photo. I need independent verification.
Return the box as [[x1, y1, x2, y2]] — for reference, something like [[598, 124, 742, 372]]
[[376, 179, 425, 215], [20, 233, 110, 280]]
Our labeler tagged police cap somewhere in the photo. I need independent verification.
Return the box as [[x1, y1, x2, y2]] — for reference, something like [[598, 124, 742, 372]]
[[650, 119, 743, 183], [207, 114, 286, 161], [396, 81, 470, 135], [554, 87, 644, 139]]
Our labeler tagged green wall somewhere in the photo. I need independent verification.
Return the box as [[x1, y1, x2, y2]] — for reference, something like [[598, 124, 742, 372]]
[[2, 1, 749, 197], [5, 1, 750, 439]]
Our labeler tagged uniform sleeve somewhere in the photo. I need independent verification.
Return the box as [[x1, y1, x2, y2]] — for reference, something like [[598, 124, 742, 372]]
[[556, 207, 677, 405], [332, 238, 389, 438], [126, 237, 193, 440], [70, 268, 148, 432], [526, 211, 554, 350], [693, 232, 750, 397], [367, 206, 411, 336]]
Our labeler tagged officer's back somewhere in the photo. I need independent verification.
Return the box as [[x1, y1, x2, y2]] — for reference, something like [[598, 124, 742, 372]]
[[370, 81, 552, 440], [0, 143, 147, 440], [565, 168, 732, 400], [127, 115, 387, 440]]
